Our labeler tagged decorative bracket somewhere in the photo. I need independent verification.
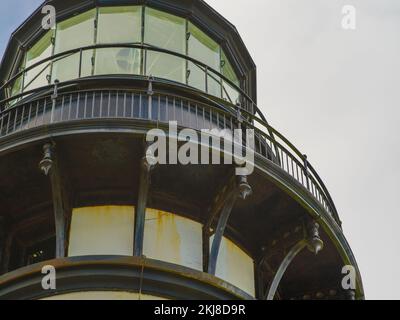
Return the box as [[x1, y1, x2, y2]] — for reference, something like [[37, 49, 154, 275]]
[[206, 175, 252, 275], [265, 221, 324, 300]]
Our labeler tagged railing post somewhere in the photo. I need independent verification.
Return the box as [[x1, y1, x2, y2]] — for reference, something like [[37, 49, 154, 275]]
[[303, 154, 310, 191], [147, 76, 154, 120], [50, 80, 59, 124]]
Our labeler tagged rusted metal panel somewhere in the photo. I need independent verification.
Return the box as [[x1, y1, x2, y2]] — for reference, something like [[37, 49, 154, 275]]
[[143, 209, 203, 271], [211, 235, 255, 297], [68, 206, 134, 256]]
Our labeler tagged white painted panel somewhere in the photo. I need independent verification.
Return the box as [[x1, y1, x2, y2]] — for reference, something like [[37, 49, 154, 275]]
[[211, 236, 255, 297], [143, 209, 203, 271], [68, 206, 134, 257], [42, 291, 166, 300]]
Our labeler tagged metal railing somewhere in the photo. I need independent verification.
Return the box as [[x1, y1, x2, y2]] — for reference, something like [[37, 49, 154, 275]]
[[0, 45, 341, 225]]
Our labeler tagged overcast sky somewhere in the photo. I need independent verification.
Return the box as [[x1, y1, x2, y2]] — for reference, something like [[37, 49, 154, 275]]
[[1, 0, 399, 300]]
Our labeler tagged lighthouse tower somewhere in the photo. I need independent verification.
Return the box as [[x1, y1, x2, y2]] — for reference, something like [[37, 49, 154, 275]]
[[0, 0, 363, 300]]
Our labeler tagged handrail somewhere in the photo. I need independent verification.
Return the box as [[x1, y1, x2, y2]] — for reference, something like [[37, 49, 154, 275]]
[[1, 43, 279, 161], [1, 43, 263, 116], [0, 44, 340, 225]]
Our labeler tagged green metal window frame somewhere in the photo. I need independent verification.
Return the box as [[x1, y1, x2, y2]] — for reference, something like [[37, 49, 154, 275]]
[[7, 5, 242, 104]]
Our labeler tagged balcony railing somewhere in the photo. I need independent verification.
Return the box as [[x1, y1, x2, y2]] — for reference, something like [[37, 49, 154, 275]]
[[0, 45, 341, 226]]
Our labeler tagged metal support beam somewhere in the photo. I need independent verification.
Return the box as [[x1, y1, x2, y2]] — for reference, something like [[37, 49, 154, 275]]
[[39, 143, 70, 258], [208, 189, 237, 275], [203, 175, 235, 272], [133, 154, 155, 257], [266, 221, 324, 300], [207, 175, 252, 275]]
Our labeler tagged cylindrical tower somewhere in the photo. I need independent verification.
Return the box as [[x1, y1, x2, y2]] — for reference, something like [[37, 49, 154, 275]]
[[0, 0, 363, 300]]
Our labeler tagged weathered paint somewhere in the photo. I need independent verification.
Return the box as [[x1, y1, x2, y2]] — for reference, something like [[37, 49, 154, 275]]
[[68, 206, 135, 256], [143, 209, 203, 271], [211, 235, 255, 297], [66, 206, 254, 296], [42, 291, 166, 300]]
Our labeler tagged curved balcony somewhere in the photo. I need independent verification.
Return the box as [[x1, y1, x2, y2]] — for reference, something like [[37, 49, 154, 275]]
[[0, 44, 341, 227]]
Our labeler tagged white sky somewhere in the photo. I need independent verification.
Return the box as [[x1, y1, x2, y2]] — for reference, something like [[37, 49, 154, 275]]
[[206, 0, 400, 300]]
